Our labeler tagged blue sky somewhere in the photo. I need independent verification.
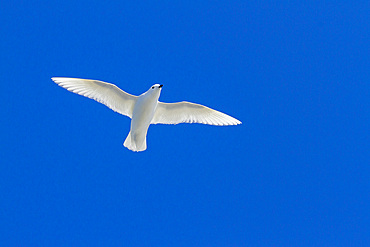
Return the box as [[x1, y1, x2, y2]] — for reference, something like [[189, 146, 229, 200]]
[[1, 0, 369, 246]]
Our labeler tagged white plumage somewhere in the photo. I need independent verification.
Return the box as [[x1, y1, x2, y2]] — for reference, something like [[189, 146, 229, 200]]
[[52, 77, 241, 152]]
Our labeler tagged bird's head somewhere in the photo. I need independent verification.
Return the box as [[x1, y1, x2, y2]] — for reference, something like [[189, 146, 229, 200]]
[[150, 84, 163, 90], [146, 84, 163, 99]]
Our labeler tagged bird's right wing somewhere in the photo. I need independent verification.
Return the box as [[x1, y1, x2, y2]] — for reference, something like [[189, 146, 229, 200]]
[[152, 101, 241, 126], [52, 77, 137, 118]]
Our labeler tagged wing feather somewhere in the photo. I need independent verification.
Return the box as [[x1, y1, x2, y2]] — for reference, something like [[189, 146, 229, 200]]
[[152, 101, 241, 126], [52, 77, 137, 118]]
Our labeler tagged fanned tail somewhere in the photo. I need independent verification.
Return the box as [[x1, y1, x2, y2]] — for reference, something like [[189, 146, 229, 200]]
[[123, 132, 147, 152]]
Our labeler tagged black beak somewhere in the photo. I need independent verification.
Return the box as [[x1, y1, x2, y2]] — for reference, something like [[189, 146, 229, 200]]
[[159, 85, 163, 88]]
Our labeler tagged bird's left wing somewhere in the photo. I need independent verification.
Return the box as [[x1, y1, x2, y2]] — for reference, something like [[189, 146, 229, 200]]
[[52, 77, 137, 118], [152, 101, 241, 126]]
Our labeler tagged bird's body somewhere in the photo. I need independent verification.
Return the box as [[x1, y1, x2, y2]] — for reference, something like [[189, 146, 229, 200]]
[[52, 77, 241, 152], [125, 86, 160, 151]]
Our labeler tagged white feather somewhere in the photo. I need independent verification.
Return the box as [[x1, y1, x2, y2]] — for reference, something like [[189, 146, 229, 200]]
[[152, 101, 241, 126], [51, 77, 137, 118]]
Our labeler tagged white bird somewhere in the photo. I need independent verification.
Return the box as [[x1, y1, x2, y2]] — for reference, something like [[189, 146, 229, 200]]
[[52, 77, 241, 152]]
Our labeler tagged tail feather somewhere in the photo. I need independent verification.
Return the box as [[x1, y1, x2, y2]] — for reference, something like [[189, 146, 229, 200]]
[[123, 132, 147, 152]]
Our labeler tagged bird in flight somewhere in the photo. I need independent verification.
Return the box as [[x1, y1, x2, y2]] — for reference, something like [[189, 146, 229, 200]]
[[52, 77, 241, 152]]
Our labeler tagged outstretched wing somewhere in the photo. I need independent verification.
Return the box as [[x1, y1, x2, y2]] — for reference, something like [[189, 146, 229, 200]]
[[152, 101, 241, 126], [52, 77, 137, 118]]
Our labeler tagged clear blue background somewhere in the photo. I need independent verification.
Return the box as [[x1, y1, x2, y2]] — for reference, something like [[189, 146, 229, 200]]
[[1, 1, 369, 246]]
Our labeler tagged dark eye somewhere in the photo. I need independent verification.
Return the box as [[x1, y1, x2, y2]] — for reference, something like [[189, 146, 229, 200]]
[[152, 86, 154, 89]]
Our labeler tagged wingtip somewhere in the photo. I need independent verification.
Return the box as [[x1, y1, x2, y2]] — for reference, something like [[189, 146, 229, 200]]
[[51, 77, 61, 83], [51, 77, 72, 85], [51, 77, 58, 84], [230, 117, 242, 125]]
